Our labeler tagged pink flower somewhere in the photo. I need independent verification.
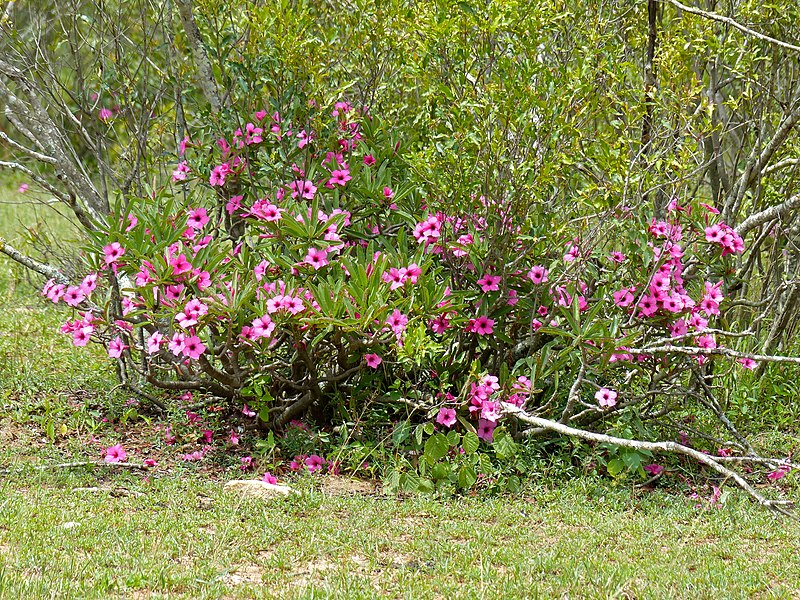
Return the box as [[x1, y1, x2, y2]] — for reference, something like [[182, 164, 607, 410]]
[[229, 431, 240, 445], [305, 247, 329, 270], [172, 161, 191, 182], [638, 295, 659, 317], [297, 129, 310, 148], [413, 215, 441, 245], [289, 179, 317, 200], [363, 154, 376, 166], [262, 472, 278, 484], [73, 326, 94, 347], [477, 419, 497, 442], [46, 283, 66, 303], [209, 163, 231, 186], [80, 273, 98, 295], [527, 265, 548, 284], [254, 202, 283, 222], [386, 309, 409, 336], [327, 169, 351, 187], [609, 251, 626, 263], [670, 319, 688, 338], [108, 336, 128, 358], [146, 331, 164, 354], [104, 444, 127, 463], [477, 274, 501, 292], [738, 358, 758, 370], [436, 408, 457, 428], [469, 316, 495, 336], [103, 242, 125, 265], [250, 314, 276, 339], [242, 404, 256, 417], [705, 224, 724, 244], [304, 454, 327, 473], [63, 286, 86, 307], [383, 267, 408, 290], [695, 334, 717, 349], [226, 195, 243, 215], [98, 108, 113, 122], [18, 183, 29, 193], [187, 208, 210, 229], [364, 353, 382, 369], [595, 387, 618, 408], [168, 332, 186, 355], [170, 254, 193, 275], [767, 466, 790, 481], [240, 456, 253, 470], [643, 464, 664, 476], [182, 335, 206, 360], [613, 288, 635, 308], [430, 314, 451, 334]]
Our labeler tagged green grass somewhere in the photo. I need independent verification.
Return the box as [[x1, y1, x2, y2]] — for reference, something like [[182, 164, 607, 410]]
[[1, 179, 800, 599], [1, 471, 799, 599]]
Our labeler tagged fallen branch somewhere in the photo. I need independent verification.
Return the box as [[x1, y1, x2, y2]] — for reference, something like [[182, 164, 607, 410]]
[[502, 403, 795, 517], [0, 461, 150, 474]]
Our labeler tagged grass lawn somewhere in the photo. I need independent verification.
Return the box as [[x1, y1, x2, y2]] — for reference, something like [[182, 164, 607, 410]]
[[1, 179, 800, 599]]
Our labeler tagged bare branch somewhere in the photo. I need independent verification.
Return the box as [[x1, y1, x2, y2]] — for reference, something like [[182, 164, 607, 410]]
[[662, 0, 800, 53], [763, 157, 800, 176], [629, 344, 800, 366], [0, 130, 56, 163], [0, 236, 70, 285], [735, 194, 800, 237]]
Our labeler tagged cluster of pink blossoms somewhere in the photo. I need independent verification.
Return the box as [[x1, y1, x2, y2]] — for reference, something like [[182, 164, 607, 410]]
[[705, 222, 744, 256], [435, 374, 535, 441]]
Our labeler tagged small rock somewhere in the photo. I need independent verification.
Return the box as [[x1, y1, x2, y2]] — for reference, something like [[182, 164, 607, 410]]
[[61, 522, 81, 529], [224, 479, 293, 499]]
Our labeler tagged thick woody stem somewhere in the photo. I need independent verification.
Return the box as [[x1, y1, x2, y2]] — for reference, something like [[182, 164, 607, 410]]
[[174, 0, 222, 114]]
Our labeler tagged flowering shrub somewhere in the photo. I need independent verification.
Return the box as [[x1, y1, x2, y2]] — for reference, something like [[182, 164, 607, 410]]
[[41, 92, 764, 492]]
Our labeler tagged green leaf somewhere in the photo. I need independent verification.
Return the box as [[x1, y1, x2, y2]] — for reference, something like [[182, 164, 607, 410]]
[[607, 458, 625, 477], [414, 424, 425, 446], [431, 463, 450, 480], [392, 420, 412, 447], [417, 478, 436, 494], [446, 430, 461, 447], [462, 431, 480, 455], [621, 450, 643, 472], [457, 464, 477, 489], [424, 433, 450, 462], [400, 471, 421, 493], [493, 430, 517, 460]]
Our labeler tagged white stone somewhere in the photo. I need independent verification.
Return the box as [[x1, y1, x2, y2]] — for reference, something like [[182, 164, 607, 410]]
[[224, 479, 293, 499]]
